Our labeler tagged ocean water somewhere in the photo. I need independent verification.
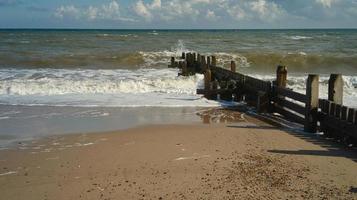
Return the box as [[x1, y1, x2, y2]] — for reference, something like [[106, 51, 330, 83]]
[[0, 29, 357, 145]]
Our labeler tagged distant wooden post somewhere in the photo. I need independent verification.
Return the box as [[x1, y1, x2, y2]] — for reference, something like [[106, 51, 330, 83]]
[[231, 61, 236, 72], [170, 57, 175, 68], [201, 56, 207, 71], [182, 61, 188, 76], [207, 56, 211, 67], [276, 65, 287, 88], [182, 52, 185, 59], [193, 53, 196, 62], [211, 56, 217, 66], [305, 74, 319, 133], [328, 74, 343, 105], [204, 69, 212, 91]]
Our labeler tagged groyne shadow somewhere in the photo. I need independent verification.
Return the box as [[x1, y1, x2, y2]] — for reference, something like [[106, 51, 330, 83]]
[[219, 106, 357, 162]]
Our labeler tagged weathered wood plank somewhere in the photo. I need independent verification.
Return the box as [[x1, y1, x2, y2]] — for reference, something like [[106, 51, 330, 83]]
[[273, 86, 306, 103], [347, 108, 355, 123], [341, 106, 348, 121], [274, 97, 305, 115], [319, 113, 357, 139], [275, 106, 305, 124], [335, 104, 342, 119]]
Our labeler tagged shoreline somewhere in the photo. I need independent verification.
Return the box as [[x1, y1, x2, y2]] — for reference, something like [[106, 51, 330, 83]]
[[0, 110, 356, 199]]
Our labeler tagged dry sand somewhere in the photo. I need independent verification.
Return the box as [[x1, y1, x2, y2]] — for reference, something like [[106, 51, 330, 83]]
[[0, 110, 356, 200]]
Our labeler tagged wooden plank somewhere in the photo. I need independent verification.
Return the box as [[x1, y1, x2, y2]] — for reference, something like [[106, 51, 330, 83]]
[[320, 113, 357, 139], [275, 106, 305, 124], [274, 97, 305, 115], [335, 104, 342, 119], [274, 86, 306, 103], [347, 108, 355, 123], [197, 89, 233, 95], [341, 106, 348, 121], [210, 66, 245, 82]]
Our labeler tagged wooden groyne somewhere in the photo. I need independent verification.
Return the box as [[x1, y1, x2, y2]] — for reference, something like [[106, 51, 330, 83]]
[[169, 52, 357, 145]]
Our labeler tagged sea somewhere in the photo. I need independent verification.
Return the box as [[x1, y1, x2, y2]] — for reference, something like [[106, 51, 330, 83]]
[[0, 29, 356, 146]]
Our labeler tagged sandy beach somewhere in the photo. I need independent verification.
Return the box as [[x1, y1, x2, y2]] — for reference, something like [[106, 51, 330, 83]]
[[0, 111, 356, 200]]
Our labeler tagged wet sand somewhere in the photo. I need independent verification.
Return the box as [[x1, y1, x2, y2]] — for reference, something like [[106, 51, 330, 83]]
[[0, 111, 356, 200]]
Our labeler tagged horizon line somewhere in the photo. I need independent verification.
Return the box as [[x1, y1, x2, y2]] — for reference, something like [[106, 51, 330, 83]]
[[0, 28, 357, 31]]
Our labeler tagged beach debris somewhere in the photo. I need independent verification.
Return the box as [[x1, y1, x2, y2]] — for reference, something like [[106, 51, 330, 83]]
[[0, 171, 18, 176], [174, 155, 210, 161], [46, 157, 59, 160]]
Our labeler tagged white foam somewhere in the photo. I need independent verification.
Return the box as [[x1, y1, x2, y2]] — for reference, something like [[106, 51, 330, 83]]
[[0, 68, 220, 107], [287, 36, 313, 40]]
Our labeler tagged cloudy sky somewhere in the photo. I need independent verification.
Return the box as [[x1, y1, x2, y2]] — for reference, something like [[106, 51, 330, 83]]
[[0, 0, 357, 29]]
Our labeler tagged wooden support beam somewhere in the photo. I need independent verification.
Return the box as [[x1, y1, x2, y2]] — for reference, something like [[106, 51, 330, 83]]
[[328, 74, 343, 105], [181, 61, 188, 76], [276, 65, 287, 88], [211, 56, 217, 66], [341, 106, 348, 121], [304, 74, 319, 133], [335, 104, 342, 119], [231, 61, 236, 73], [211, 80, 218, 100], [330, 103, 336, 116], [204, 69, 212, 91]]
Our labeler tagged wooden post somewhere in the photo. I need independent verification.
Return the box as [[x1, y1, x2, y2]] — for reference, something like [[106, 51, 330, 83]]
[[182, 61, 188, 76], [204, 69, 212, 97], [182, 52, 185, 59], [201, 56, 207, 71], [330, 103, 336, 116], [305, 74, 319, 133], [231, 61, 236, 72], [211, 56, 217, 66], [276, 65, 287, 88], [328, 74, 343, 105], [170, 57, 175, 68]]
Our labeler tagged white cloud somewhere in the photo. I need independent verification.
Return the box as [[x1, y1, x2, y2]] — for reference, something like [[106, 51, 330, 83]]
[[55, 1, 135, 22], [206, 9, 219, 21], [150, 0, 161, 9], [315, 0, 339, 8], [133, 0, 201, 21], [227, 5, 246, 21], [55, 5, 80, 19], [226, 0, 285, 22], [249, 0, 285, 21], [133, 0, 153, 21]]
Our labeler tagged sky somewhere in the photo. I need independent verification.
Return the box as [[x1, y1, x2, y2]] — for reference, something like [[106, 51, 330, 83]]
[[0, 0, 357, 29]]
